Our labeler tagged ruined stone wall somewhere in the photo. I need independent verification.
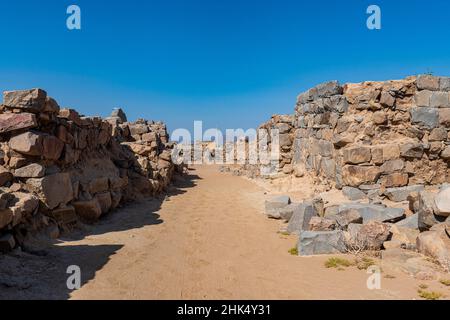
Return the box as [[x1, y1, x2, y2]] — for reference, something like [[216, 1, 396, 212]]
[[0, 88, 178, 251], [293, 75, 450, 193]]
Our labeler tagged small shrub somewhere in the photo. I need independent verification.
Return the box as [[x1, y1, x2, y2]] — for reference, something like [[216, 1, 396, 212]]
[[418, 284, 428, 290], [355, 257, 376, 270], [439, 279, 450, 287], [325, 257, 354, 268], [288, 247, 298, 256], [418, 289, 444, 300]]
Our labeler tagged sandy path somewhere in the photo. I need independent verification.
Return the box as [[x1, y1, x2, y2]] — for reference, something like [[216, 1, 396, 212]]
[[42, 165, 432, 300]]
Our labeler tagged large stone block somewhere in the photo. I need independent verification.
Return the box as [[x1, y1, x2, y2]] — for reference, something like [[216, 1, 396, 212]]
[[3, 88, 47, 112], [355, 221, 391, 250], [384, 185, 425, 202], [42, 135, 64, 160], [430, 91, 450, 108], [342, 165, 381, 187], [27, 173, 74, 210], [287, 201, 317, 234], [416, 75, 440, 91], [14, 163, 45, 178], [410, 107, 438, 129], [265, 195, 290, 218], [439, 108, 450, 126], [0, 113, 38, 134], [400, 142, 424, 159], [417, 226, 450, 271], [343, 146, 371, 164], [434, 187, 450, 217], [440, 77, 450, 91], [9, 131, 43, 156], [316, 81, 343, 98], [297, 230, 346, 256], [417, 191, 443, 230], [72, 198, 102, 222], [338, 203, 405, 224], [380, 173, 409, 188], [414, 90, 432, 107]]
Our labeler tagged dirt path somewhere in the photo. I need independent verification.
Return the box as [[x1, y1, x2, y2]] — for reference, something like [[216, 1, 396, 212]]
[[52, 165, 428, 300]]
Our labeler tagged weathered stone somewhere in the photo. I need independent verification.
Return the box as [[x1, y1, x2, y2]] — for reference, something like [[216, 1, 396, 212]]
[[44, 97, 60, 113], [440, 77, 450, 91], [9, 132, 43, 156], [400, 142, 424, 159], [111, 108, 127, 123], [129, 123, 148, 136], [308, 216, 336, 231], [441, 146, 450, 159], [396, 213, 419, 229], [417, 191, 442, 230], [51, 205, 77, 225], [95, 192, 112, 214], [14, 163, 45, 178], [42, 135, 64, 160], [434, 187, 450, 217], [384, 185, 425, 202], [332, 208, 363, 228], [332, 134, 354, 148], [389, 224, 419, 247], [72, 198, 102, 222], [380, 92, 395, 107], [380, 173, 409, 188], [287, 201, 317, 234], [59, 108, 82, 126], [430, 91, 450, 108], [381, 248, 440, 278], [416, 75, 440, 91], [89, 177, 110, 194], [342, 165, 380, 187], [0, 233, 15, 253], [415, 90, 432, 107], [356, 221, 391, 250], [439, 108, 450, 126], [297, 230, 346, 256], [316, 81, 343, 98], [141, 132, 157, 142], [429, 127, 447, 141], [380, 159, 404, 174], [27, 173, 73, 210], [417, 226, 450, 271], [3, 89, 47, 112], [0, 166, 12, 187], [342, 186, 366, 201], [372, 111, 387, 124], [371, 144, 400, 164], [338, 203, 405, 223], [343, 146, 371, 164], [278, 134, 292, 147], [0, 113, 38, 134], [410, 107, 438, 129]]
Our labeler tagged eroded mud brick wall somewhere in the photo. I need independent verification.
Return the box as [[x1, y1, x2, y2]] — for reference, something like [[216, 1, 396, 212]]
[[0, 88, 178, 245], [293, 75, 450, 189]]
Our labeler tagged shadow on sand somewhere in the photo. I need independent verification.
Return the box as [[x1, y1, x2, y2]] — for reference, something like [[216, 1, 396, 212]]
[[0, 171, 201, 300]]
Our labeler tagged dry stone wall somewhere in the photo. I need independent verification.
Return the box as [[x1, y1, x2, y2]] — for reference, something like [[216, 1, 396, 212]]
[[0, 88, 179, 252], [293, 75, 450, 195]]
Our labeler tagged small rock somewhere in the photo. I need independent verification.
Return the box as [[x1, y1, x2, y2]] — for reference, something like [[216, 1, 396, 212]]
[[342, 186, 366, 201]]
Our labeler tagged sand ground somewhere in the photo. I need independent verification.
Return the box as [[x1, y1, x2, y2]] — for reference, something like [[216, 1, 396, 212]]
[[1, 165, 449, 300]]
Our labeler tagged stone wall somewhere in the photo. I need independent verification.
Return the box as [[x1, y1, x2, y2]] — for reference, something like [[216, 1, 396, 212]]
[[293, 75, 450, 194], [0, 88, 179, 252]]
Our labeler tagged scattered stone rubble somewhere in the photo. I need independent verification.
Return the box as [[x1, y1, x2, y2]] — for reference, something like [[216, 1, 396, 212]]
[[0, 88, 179, 253], [255, 75, 450, 275]]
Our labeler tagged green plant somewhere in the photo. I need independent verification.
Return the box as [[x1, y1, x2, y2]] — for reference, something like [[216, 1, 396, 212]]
[[439, 279, 450, 287], [418, 289, 444, 300], [324, 257, 354, 268], [355, 257, 376, 270], [288, 247, 298, 256]]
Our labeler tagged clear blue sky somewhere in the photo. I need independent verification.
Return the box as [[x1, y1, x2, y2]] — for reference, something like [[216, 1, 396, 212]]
[[1, 0, 449, 133]]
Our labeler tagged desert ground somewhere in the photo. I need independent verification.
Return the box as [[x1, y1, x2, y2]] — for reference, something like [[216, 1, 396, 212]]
[[1, 165, 448, 300]]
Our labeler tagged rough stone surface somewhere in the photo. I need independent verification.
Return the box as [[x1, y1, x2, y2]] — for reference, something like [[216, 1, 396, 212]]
[[0, 113, 38, 134], [27, 173, 74, 210], [14, 163, 45, 178], [297, 230, 346, 256], [384, 185, 425, 202], [434, 187, 450, 217]]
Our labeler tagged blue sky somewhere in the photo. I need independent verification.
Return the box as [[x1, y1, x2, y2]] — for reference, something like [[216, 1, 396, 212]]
[[1, 0, 450, 133]]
